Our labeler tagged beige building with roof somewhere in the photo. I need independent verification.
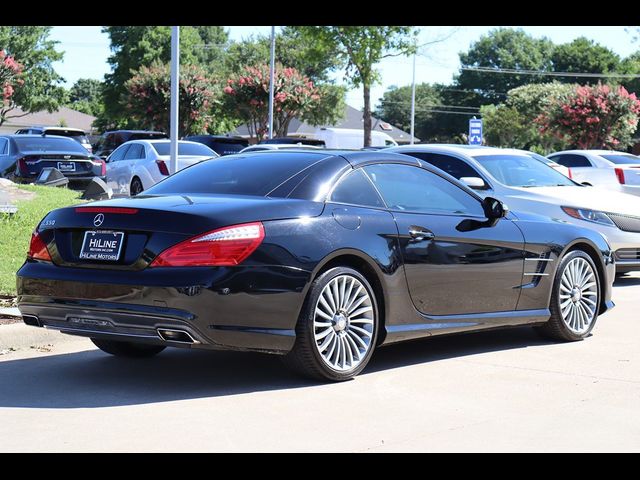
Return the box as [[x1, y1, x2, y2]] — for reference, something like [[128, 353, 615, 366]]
[[0, 106, 96, 135]]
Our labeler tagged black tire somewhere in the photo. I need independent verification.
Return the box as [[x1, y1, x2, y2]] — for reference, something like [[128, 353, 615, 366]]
[[535, 250, 600, 342], [130, 178, 144, 196], [91, 338, 166, 358], [283, 266, 379, 382]]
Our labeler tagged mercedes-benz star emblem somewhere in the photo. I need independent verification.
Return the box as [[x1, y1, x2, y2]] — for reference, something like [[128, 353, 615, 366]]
[[93, 213, 104, 227]]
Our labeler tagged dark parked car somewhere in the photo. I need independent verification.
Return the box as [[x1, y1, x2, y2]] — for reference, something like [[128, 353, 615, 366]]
[[260, 136, 326, 147], [93, 130, 168, 159], [15, 126, 93, 153], [184, 135, 249, 156], [17, 150, 615, 381], [0, 134, 106, 188]]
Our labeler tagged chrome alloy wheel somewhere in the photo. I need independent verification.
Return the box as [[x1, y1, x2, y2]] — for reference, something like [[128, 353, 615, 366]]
[[313, 274, 375, 371], [559, 257, 598, 335]]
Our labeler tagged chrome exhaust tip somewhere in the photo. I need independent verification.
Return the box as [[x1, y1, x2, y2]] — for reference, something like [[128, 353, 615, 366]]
[[157, 328, 198, 344]]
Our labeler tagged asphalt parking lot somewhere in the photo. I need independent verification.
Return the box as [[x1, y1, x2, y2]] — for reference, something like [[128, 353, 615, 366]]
[[1, 274, 639, 452]]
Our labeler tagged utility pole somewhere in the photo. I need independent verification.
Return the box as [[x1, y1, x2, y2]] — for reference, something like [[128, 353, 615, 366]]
[[268, 26, 275, 140], [410, 40, 417, 145], [170, 26, 179, 174]]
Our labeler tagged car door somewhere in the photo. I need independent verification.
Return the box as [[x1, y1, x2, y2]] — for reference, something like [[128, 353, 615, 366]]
[[105, 144, 130, 195], [362, 163, 525, 316], [548, 153, 603, 186]]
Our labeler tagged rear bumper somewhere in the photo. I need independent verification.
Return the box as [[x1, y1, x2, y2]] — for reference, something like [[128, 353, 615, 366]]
[[16, 262, 312, 354], [15, 174, 106, 188]]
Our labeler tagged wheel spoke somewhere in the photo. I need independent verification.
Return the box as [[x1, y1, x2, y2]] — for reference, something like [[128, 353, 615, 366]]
[[344, 285, 363, 313], [323, 288, 336, 313], [339, 276, 347, 310], [331, 280, 341, 313], [350, 324, 372, 337], [315, 327, 333, 341], [318, 331, 335, 352], [343, 335, 353, 367], [344, 333, 361, 362], [325, 333, 337, 359], [347, 329, 367, 350], [349, 306, 373, 319], [315, 309, 333, 322]]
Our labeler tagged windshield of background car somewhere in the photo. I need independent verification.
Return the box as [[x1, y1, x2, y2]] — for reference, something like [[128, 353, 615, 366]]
[[13, 137, 88, 154], [600, 154, 640, 165], [151, 143, 217, 156], [145, 153, 325, 197], [472, 154, 576, 187]]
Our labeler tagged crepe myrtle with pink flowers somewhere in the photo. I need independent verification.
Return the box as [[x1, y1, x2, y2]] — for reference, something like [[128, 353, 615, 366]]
[[223, 64, 323, 140], [537, 83, 640, 150], [0, 50, 23, 110]]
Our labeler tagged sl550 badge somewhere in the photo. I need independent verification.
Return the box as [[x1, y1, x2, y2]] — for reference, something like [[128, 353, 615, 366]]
[[42, 220, 56, 227]]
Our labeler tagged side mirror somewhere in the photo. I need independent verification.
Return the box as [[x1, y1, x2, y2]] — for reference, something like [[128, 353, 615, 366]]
[[482, 197, 509, 220], [460, 176, 487, 190]]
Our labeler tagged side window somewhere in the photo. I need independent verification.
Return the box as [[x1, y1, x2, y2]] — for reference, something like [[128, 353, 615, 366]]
[[108, 145, 129, 162], [550, 154, 592, 168], [0, 138, 8, 155], [405, 152, 484, 181], [363, 163, 485, 217], [124, 144, 145, 160], [329, 169, 385, 208]]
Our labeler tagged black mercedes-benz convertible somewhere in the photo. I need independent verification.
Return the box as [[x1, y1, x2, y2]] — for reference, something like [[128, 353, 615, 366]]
[[16, 150, 615, 381]]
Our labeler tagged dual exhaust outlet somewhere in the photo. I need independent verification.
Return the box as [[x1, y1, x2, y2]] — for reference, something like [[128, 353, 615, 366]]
[[21, 314, 197, 345]]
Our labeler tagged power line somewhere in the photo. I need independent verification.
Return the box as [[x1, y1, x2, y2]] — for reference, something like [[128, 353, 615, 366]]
[[461, 66, 640, 79], [378, 100, 480, 111]]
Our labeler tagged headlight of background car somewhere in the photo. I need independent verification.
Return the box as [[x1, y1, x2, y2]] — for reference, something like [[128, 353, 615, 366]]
[[561, 207, 616, 227]]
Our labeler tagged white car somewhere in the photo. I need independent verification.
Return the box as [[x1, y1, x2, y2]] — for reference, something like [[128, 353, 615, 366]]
[[548, 150, 640, 196], [105, 139, 217, 196], [387, 144, 640, 273], [239, 144, 322, 153]]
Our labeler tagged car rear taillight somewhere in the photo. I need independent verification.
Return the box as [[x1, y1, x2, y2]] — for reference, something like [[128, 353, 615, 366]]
[[17, 155, 38, 174], [156, 160, 170, 176], [91, 158, 106, 176], [615, 167, 626, 184], [567, 168, 573, 179], [150, 222, 265, 267], [28, 230, 52, 262], [75, 207, 138, 214]]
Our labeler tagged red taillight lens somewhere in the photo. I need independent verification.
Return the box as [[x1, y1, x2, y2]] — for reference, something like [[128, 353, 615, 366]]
[[91, 158, 106, 176], [28, 230, 52, 262], [150, 222, 265, 267], [567, 168, 573, 179], [615, 167, 626, 184], [156, 160, 170, 176]]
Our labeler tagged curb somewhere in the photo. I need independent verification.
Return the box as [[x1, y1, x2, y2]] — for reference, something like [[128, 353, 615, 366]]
[[0, 322, 87, 352]]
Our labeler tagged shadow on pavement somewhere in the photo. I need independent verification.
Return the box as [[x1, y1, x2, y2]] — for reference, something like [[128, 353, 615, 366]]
[[613, 274, 640, 288], [0, 326, 552, 409]]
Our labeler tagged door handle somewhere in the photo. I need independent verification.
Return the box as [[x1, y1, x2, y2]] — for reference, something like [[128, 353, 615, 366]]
[[408, 226, 435, 241]]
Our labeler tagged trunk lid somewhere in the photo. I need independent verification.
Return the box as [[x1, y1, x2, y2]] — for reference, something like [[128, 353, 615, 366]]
[[40, 194, 324, 270]]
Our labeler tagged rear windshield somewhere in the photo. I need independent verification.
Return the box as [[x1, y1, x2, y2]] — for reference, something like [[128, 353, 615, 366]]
[[472, 154, 575, 187], [13, 136, 88, 154], [129, 132, 168, 141], [151, 142, 216, 156], [600, 154, 640, 165], [145, 152, 325, 197], [45, 129, 86, 140]]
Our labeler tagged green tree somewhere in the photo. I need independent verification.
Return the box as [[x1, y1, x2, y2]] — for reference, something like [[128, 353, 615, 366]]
[[66, 78, 104, 117], [456, 28, 554, 104], [224, 28, 346, 129], [223, 64, 325, 139], [100, 26, 228, 129], [124, 62, 232, 137], [480, 82, 573, 152], [538, 83, 640, 149], [294, 26, 417, 147], [0, 26, 65, 126], [480, 104, 531, 148], [551, 37, 620, 84]]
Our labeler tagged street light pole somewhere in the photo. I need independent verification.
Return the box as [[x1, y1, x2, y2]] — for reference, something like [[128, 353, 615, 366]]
[[268, 26, 275, 140], [170, 26, 180, 174], [410, 42, 416, 145]]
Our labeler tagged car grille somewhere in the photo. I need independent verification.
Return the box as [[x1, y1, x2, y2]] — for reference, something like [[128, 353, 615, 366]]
[[608, 213, 640, 233], [615, 249, 640, 261]]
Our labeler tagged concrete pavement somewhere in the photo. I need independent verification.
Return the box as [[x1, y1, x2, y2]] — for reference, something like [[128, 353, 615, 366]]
[[1, 275, 639, 452]]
